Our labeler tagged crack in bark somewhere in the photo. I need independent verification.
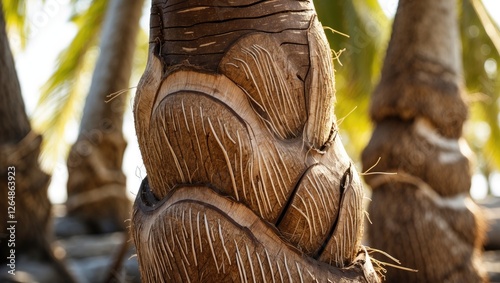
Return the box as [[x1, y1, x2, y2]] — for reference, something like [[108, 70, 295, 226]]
[[314, 164, 352, 260]]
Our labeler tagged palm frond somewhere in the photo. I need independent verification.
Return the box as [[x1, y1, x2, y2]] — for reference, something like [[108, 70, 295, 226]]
[[2, 0, 27, 47], [471, 0, 500, 52], [32, 0, 109, 170]]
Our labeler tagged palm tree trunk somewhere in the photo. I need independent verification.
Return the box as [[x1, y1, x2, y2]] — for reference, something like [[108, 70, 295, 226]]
[[66, 0, 144, 233], [0, 0, 50, 258], [362, 0, 487, 281], [131, 0, 379, 282], [0, 3, 75, 282]]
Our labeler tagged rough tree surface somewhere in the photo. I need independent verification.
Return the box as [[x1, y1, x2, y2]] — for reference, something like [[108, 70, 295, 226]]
[[362, 0, 488, 282], [132, 1, 379, 282]]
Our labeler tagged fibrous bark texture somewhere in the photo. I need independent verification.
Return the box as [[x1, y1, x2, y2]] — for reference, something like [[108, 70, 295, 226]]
[[66, 0, 144, 233], [362, 0, 487, 282], [132, 0, 378, 282]]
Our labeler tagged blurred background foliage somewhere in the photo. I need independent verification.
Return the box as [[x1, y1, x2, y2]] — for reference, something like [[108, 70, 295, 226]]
[[317, 0, 500, 195], [2, 0, 500, 195], [460, 0, 500, 192], [314, 0, 390, 161]]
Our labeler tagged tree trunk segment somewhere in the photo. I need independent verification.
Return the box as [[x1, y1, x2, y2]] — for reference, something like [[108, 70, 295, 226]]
[[0, 2, 30, 144], [132, 0, 378, 282], [362, 0, 488, 282], [66, 0, 144, 233]]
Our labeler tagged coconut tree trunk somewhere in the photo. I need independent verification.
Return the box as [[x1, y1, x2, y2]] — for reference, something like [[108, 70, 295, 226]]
[[361, 0, 487, 282], [66, 0, 144, 233], [131, 0, 379, 282], [0, 3, 75, 282], [0, 0, 50, 259]]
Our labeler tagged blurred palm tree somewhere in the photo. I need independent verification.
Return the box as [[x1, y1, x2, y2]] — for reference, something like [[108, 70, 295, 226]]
[[361, 0, 487, 280], [3, 0, 148, 238], [314, 0, 500, 196], [3, 0, 499, 193], [63, 0, 145, 234], [0, 1, 76, 280], [3, 0, 149, 170]]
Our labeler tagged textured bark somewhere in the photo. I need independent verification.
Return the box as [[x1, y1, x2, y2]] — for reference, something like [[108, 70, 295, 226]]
[[362, 0, 487, 282], [66, 0, 144, 233], [132, 0, 378, 282], [0, 3, 75, 282], [369, 0, 467, 139], [0, 0, 50, 260]]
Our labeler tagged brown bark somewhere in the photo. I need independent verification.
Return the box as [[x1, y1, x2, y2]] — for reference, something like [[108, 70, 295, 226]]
[[66, 0, 144, 233], [0, 0, 50, 259], [0, 4, 30, 144], [132, 0, 378, 282], [362, 0, 487, 282], [0, 3, 75, 282]]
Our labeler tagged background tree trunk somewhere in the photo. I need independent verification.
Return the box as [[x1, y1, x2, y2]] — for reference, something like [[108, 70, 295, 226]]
[[131, 0, 379, 282], [66, 0, 144, 233], [0, 2, 75, 282], [362, 0, 487, 281], [0, 0, 50, 259]]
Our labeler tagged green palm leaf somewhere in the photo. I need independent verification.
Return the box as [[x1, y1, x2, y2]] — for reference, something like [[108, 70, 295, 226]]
[[32, 0, 109, 169], [2, 0, 27, 47]]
